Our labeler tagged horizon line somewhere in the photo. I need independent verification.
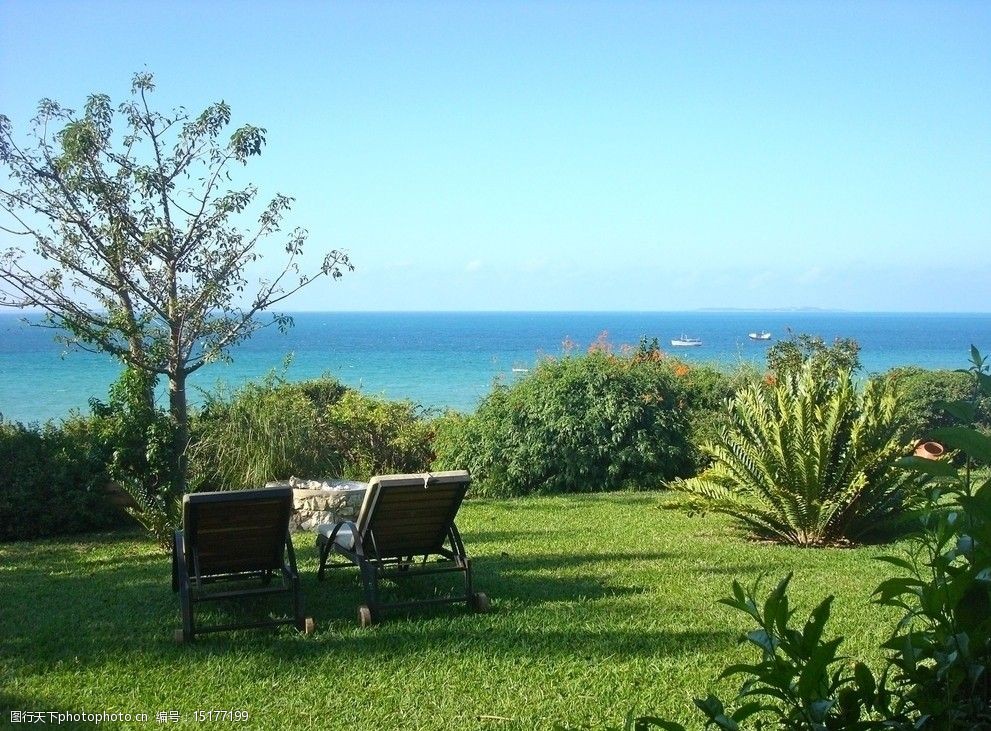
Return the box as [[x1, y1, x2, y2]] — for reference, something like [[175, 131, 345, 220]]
[[3, 308, 991, 316]]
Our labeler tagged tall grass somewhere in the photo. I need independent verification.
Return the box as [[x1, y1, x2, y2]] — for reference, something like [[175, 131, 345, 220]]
[[189, 378, 342, 490]]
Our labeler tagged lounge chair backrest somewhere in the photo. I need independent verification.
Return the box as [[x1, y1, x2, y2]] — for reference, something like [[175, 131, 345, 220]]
[[355, 471, 470, 558], [183, 487, 293, 577]]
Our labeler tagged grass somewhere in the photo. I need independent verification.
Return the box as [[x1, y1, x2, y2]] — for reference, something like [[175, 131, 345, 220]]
[[1, 492, 906, 730]]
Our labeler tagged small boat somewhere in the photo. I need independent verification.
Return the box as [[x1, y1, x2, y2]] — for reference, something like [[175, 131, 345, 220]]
[[511, 367, 530, 373], [670, 335, 702, 347], [748, 331, 772, 341]]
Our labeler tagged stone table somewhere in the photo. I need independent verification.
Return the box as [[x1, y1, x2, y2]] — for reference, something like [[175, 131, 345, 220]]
[[265, 477, 367, 532]]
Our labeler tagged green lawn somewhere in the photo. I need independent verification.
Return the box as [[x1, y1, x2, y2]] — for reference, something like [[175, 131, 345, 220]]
[[1, 492, 905, 730]]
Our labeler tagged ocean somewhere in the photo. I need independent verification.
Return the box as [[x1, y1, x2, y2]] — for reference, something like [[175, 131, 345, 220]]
[[1, 311, 989, 424]]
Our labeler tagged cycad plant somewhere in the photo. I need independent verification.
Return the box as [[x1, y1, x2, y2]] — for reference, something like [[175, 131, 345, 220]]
[[670, 361, 926, 546]]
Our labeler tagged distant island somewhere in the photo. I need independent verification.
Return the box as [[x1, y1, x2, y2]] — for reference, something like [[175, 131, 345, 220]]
[[695, 307, 847, 313]]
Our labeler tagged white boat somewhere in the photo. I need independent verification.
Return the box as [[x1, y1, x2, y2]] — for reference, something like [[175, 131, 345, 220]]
[[511, 367, 530, 373], [748, 331, 772, 341], [670, 335, 702, 347]]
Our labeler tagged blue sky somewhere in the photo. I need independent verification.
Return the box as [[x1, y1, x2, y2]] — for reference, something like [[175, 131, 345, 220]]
[[1, 1, 989, 311]]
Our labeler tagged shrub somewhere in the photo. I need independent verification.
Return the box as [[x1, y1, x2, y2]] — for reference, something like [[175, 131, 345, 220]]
[[767, 331, 861, 383], [677, 362, 754, 471], [189, 375, 342, 491], [85, 368, 177, 549], [432, 351, 695, 497], [669, 362, 927, 546], [886, 365, 991, 440], [0, 419, 118, 541], [189, 375, 435, 489], [322, 391, 434, 479]]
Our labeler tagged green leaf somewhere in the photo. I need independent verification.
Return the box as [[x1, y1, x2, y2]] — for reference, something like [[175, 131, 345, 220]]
[[797, 636, 843, 697], [730, 702, 771, 722], [875, 555, 915, 572], [693, 695, 726, 720], [895, 455, 958, 478], [717, 663, 763, 680], [934, 399, 976, 424], [930, 427, 991, 464], [873, 576, 925, 604], [746, 629, 779, 654]]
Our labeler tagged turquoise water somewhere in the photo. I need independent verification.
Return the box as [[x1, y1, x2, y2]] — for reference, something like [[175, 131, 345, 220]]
[[1, 311, 989, 424]]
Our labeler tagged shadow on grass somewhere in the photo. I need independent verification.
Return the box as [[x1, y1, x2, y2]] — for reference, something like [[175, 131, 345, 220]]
[[3, 531, 741, 681]]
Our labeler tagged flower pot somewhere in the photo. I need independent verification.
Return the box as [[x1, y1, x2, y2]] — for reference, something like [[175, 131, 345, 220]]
[[913, 441, 945, 460]]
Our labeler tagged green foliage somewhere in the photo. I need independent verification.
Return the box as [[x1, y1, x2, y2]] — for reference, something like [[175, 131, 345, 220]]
[[85, 368, 177, 549], [189, 375, 434, 489], [0, 418, 118, 541], [767, 332, 861, 383], [432, 351, 695, 497], [885, 365, 991, 439], [189, 375, 342, 491], [644, 347, 991, 730], [677, 363, 757, 471], [670, 362, 926, 546], [875, 346, 991, 728], [322, 390, 433, 479]]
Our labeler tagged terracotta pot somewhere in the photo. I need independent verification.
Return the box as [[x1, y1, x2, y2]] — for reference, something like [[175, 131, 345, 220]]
[[913, 441, 945, 460]]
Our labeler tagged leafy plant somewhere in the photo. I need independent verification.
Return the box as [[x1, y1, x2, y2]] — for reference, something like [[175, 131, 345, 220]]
[[874, 345, 991, 727], [322, 390, 433, 479], [85, 367, 176, 549], [885, 365, 991, 440], [432, 350, 695, 497], [189, 374, 341, 491], [630, 347, 991, 730], [669, 361, 926, 546], [0, 418, 117, 540], [767, 333, 861, 384]]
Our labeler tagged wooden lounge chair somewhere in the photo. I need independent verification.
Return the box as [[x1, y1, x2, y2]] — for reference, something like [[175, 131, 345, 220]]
[[316, 471, 489, 626], [171, 487, 314, 642]]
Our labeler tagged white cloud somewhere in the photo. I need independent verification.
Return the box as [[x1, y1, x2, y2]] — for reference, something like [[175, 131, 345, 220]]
[[465, 259, 483, 273]]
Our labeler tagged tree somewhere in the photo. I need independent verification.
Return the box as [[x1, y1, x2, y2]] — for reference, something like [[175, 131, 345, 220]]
[[0, 72, 352, 494], [766, 330, 861, 384]]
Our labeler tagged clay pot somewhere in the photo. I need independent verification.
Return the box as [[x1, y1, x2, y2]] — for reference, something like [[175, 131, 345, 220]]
[[913, 441, 945, 460]]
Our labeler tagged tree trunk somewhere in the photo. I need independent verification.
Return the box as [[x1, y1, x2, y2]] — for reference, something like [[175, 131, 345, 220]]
[[168, 370, 189, 495]]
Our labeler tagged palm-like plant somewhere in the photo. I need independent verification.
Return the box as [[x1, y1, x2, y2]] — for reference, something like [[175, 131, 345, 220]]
[[670, 362, 926, 546]]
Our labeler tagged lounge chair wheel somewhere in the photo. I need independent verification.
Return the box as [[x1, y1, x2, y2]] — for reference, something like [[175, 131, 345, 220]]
[[303, 617, 315, 636], [174, 629, 186, 644], [471, 592, 491, 613], [358, 604, 374, 628]]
